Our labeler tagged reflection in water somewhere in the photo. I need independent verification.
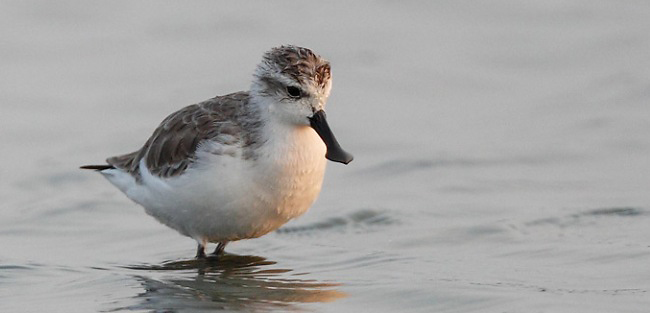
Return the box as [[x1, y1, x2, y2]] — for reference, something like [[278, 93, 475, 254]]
[[116, 254, 346, 312]]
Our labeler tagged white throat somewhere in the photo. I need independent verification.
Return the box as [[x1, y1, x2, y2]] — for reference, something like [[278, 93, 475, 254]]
[[248, 98, 327, 219]]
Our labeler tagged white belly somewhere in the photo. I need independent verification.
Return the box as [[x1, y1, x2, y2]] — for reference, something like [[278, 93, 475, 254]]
[[104, 126, 327, 243]]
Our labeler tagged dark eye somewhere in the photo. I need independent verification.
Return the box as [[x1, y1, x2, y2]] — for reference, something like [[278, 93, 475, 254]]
[[286, 86, 302, 98]]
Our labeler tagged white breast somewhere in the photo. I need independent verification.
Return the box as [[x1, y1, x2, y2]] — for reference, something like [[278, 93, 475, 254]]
[[108, 122, 328, 243]]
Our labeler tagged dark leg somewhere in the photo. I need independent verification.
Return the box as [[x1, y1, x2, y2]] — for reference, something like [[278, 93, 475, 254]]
[[196, 243, 206, 259], [212, 242, 228, 256]]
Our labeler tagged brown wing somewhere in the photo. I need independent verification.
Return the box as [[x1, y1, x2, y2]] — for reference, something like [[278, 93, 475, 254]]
[[107, 91, 255, 180]]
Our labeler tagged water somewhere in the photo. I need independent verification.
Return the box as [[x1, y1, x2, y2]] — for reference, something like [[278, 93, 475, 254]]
[[2, 1, 650, 312]]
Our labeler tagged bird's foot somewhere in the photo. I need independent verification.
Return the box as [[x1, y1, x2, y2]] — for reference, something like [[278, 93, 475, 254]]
[[196, 243, 206, 259], [211, 241, 228, 257]]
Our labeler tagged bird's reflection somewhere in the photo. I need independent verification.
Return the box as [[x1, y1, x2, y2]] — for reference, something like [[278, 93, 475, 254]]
[[118, 253, 346, 312]]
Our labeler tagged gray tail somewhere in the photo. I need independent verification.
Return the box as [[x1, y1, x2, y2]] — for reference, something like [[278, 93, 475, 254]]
[[80, 164, 114, 171]]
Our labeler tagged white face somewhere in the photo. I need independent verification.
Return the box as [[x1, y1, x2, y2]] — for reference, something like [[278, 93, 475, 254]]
[[253, 71, 332, 126], [250, 46, 352, 165]]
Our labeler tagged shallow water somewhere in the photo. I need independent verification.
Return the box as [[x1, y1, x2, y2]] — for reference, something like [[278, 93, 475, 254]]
[[2, 1, 650, 312]]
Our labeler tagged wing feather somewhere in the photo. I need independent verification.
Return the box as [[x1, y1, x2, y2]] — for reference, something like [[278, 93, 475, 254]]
[[106, 91, 258, 181]]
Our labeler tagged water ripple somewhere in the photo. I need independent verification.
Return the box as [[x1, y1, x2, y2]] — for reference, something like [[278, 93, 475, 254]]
[[526, 207, 646, 228], [276, 209, 398, 237], [354, 154, 579, 177]]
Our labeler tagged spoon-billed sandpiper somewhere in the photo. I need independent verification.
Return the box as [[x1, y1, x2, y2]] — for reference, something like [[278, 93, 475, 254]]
[[82, 45, 353, 258]]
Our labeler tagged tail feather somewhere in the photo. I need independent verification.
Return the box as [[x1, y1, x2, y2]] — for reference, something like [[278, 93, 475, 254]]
[[80, 164, 115, 171]]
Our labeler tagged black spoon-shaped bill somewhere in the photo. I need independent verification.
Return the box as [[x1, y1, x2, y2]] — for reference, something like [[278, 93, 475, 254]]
[[308, 110, 353, 165]]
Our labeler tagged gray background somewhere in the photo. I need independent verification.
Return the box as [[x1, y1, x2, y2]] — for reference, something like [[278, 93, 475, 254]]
[[2, 1, 650, 312]]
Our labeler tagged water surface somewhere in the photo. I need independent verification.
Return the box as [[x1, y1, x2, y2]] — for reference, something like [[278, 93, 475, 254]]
[[1, 1, 650, 312]]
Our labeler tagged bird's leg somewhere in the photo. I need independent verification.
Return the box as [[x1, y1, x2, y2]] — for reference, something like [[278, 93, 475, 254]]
[[196, 243, 206, 259], [212, 242, 228, 256]]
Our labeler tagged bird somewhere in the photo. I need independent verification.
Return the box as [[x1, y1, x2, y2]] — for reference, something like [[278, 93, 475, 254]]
[[81, 45, 353, 259]]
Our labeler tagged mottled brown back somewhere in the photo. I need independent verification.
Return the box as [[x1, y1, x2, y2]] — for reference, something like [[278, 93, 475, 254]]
[[107, 91, 263, 181]]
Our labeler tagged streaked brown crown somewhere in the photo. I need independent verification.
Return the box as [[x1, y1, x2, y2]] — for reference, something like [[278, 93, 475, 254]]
[[257, 45, 331, 88]]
